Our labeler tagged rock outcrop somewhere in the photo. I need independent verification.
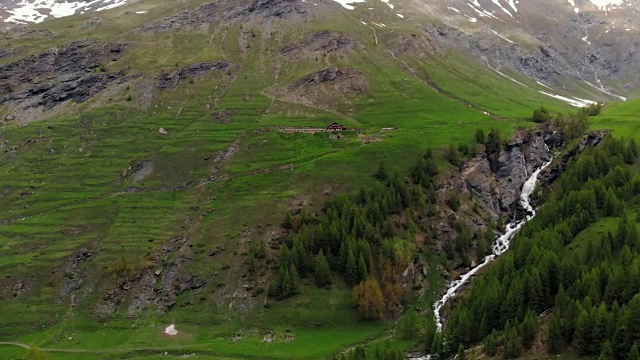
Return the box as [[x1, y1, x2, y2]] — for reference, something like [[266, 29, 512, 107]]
[[269, 67, 368, 109], [94, 236, 206, 318], [434, 130, 552, 242], [156, 62, 230, 89], [279, 31, 364, 59], [537, 130, 608, 190], [290, 67, 367, 93], [434, 128, 608, 253], [139, 0, 326, 33], [0, 41, 127, 121]]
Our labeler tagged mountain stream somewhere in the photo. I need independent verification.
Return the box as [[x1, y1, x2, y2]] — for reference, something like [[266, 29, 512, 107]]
[[411, 157, 553, 359]]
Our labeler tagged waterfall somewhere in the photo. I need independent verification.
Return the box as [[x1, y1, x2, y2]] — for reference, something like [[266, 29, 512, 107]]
[[410, 157, 553, 360]]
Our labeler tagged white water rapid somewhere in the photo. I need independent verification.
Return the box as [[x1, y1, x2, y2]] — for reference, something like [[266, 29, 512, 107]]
[[410, 157, 552, 360]]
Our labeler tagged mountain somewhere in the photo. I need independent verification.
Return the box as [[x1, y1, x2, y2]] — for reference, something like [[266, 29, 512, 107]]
[[342, 0, 640, 100], [0, 0, 638, 359], [0, 0, 135, 26]]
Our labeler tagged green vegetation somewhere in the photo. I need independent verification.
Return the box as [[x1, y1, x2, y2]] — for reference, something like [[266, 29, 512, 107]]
[[591, 99, 640, 141], [443, 135, 640, 359], [1, 0, 621, 358]]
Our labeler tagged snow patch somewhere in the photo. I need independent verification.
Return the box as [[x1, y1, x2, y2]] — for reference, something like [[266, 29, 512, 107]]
[[590, 0, 624, 9], [6, 0, 131, 24], [333, 0, 393, 10], [538, 91, 596, 107], [396, 13, 404, 18], [332, 0, 365, 10], [380, 0, 394, 9], [490, 0, 514, 17], [464, 14, 478, 22], [584, 81, 628, 101], [164, 324, 178, 336], [535, 81, 554, 91], [491, 30, 514, 43], [491, 67, 529, 88]]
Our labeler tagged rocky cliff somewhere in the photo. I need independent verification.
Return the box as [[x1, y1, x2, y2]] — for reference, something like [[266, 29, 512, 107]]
[[431, 128, 610, 266], [434, 130, 552, 241]]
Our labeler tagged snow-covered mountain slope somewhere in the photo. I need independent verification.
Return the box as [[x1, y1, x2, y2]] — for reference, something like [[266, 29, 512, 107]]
[[0, 0, 134, 26], [391, 0, 640, 99]]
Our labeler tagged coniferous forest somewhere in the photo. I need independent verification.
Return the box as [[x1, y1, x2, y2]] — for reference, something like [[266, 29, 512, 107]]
[[443, 136, 640, 359], [256, 104, 640, 360], [268, 149, 442, 319]]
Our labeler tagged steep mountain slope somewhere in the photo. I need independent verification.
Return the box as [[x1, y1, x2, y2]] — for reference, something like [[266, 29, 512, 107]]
[[0, 0, 637, 359], [394, 0, 640, 99], [1, 0, 135, 26]]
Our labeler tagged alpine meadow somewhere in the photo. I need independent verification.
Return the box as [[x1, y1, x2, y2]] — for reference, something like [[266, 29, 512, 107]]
[[1, 0, 640, 360]]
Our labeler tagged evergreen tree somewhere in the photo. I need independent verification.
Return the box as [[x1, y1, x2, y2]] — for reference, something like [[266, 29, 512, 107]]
[[274, 266, 292, 299], [629, 343, 640, 360], [375, 161, 388, 181], [345, 248, 358, 285], [475, 129, 486, 144], [485, 128, 502, 155], [357, 253, 369, 283], [283, 212, 294, 230], [483, 331, 498, 356], [446, 144, 461, 166], [599, 341, 614, 360], [521, 310, 538, 349], [574, 308, 593, 355], [431, 332, 445, 360], [457, 344, 466, 360], [290, 264, 300, 294], [547, 314, 562, 353], [503, 324, 522, 359], [314, 250, 332, 288]]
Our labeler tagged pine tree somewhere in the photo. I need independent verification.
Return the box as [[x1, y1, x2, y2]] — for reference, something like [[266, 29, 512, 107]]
[[625, 294, 640, 350], [599, 341, 614, 360], [398, 310, 418, 340], [276, 266, 292, 299], [547, 314, 562, 353], [357, 253, 368, 283], [283, 212, 294, 229], [457, 344, 466, 360], [574, 308, 593, 355], [484, 331, 498, 356], [289, 264, 300, 294], [375, 161, 388, 181], [446, 144, 461, 166], [345, 248, 358, 285], [431, 332, 445, 360], [528, 270, 544, 314], [521, 310, 538, 349], [475, 129, 486, 144], [314, 250, 332, 288], [485, 128, 502, 155], [625, 139, 639, 164], [629, 343, 640, 360], [503, 324, 522, 359]]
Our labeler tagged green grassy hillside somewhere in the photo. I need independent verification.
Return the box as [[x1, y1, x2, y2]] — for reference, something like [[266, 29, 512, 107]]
[[0, 0, 604, 358]]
